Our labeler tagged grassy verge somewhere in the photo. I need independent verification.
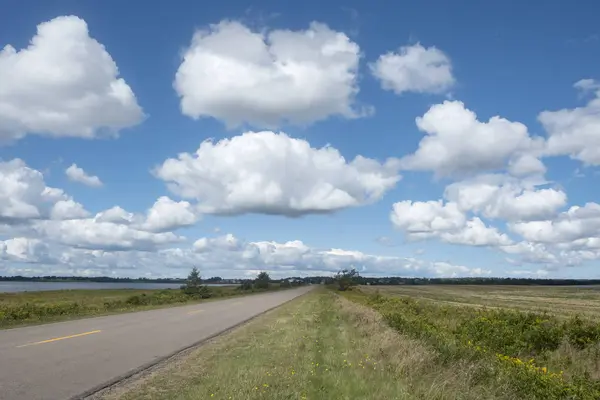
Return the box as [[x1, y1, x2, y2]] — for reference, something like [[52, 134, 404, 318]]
[[342, 287, 600, 399], [0, 285, 289, 329], [101, 289, 415, 400], [103, 289, 541, 400]]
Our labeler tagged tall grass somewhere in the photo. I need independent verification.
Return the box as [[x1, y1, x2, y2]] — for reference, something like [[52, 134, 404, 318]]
[[342, 288, 600, 399], [0, 285, 286, 329]]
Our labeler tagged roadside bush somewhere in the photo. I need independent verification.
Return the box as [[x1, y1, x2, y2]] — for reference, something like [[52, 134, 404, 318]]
[[254, 272, 270, 289], [238, 280, 253, 291], [564, 315, 600, 350], [459, 310, 564, 356], [340, 288, 600, 400]]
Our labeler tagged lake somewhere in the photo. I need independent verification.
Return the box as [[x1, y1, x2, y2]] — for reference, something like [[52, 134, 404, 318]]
[[0, 281, 233, 293]]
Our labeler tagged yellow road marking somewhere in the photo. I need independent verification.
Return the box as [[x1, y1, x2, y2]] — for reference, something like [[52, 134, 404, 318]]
[[232, 301, 243, 306], [17, 330, 102, 348], [187, 309, 204, 315]]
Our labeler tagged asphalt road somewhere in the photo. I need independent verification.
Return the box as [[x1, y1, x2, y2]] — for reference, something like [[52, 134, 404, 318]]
[[0, 286, 312, 400]]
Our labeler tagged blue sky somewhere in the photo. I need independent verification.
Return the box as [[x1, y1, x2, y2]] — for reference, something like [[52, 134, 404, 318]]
[[1, 0, 599, 279]]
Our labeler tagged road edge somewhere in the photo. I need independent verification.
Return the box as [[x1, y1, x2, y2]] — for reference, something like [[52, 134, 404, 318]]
[[70, 286, 314, 400]]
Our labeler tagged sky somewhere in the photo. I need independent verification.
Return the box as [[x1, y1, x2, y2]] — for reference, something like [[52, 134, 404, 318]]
[[1, 0, 600, 279]]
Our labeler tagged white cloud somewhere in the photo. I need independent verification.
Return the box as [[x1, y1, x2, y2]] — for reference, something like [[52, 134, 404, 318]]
[[400, 101, 544, 177], [94, 206, 135, 224], [444, 175, 567, 222], [370, 43, 454, 95], [0, 231, 492, 279], [50, 199, 90, 220], [0, 159, 88, 223], [0, 237, 51, 263], [0, 16, 144, 143], [390, 199, 509, 246], [431, 262, 491, 278], [391, 200, 465, 236], [155, 131, 401, 216], [33, 218, 183, 251], [538, 80, 600, 165], [141, 196, 199, 233], [440, 217, 512, 246], [574, 78, 600, 94], [65, 164, 103, 187], [181, 234, 490, 278], [509, 202, 600, 244], [174, 20, 366, 128]]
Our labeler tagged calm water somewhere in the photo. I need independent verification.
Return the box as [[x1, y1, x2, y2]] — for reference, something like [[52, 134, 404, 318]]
[[0, 281, 232, 293]]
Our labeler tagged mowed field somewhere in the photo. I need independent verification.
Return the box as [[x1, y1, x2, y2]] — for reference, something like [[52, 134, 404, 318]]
[[360, 284, 600, 318], [102, 285, 600, 400]]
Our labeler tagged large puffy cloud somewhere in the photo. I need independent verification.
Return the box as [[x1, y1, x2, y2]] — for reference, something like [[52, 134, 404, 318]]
[[444, 175, 567, 222], [140, 196, 199, 233], [370, 43, 455, 95], [0, 16, 144, 143], [65, 164, 103, 187], [509, 203, 600, 244], [0, 237, 52, 263], [0, 159, 88, 223], [390, 199, 511, 246], [174, 20, 366, 128], [538, 79, 600, 165], [33, 218, 183, 251], [391, 200, 465, 236], [400, 101, 544, 177], [155, 131, 401, 216]]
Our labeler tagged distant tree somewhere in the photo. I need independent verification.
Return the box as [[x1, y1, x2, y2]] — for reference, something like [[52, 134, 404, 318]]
[[181, 267, 212, 298], [254, 271, 271, 289], [335, 268, 359, 291]]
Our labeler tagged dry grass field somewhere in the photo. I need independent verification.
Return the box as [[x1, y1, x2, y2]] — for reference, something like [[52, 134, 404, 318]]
[[360, 284, 600, 319]]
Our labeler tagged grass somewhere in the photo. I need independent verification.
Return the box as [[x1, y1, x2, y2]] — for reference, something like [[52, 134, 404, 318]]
[[101, 289, 417, 400], [103, 285, 600, 400], [348, 285, 600, 399], [362, 285, 600, 319], [0, 285, 288, 329]]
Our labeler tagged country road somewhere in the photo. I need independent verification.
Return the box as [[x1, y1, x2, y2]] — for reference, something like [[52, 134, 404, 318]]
[[0, 286, 312, 400]]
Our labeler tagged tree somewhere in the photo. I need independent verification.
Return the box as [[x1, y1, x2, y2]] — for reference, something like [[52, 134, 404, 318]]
[[254, 271, 271, 289], [335, 268, 359, 291], [239, 280, 253, 290], [182, 267, 212, 298]]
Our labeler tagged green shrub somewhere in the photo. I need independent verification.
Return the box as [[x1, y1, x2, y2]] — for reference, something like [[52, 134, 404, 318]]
[[565, 316, 600, 350]]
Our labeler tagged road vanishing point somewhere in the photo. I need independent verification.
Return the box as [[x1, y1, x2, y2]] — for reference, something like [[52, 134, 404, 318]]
[[0, 286, 312, 400]]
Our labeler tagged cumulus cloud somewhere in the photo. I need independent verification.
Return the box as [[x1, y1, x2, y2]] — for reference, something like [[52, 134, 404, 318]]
[[538, 79, 600, 165], [391, 200, 465, 236], [180, 234, 490, 278], [65, 164, 103, 187], [174, 20, 366, 128], [33, 218, 183, 251], [155, 131, 401, 216], [444, 175, 567, 222], [0, 16, 144, 143], [0, 237, 51, 263], [390, 199, 510, 246], [400, 101, 544, 177], [0, 231, 491, 279], [509, 202, 600, 244], [440, 217, 512, 246], [141, 196, 199, 233], [370, 43, 455, 95], [0, 159, 88, 223]]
